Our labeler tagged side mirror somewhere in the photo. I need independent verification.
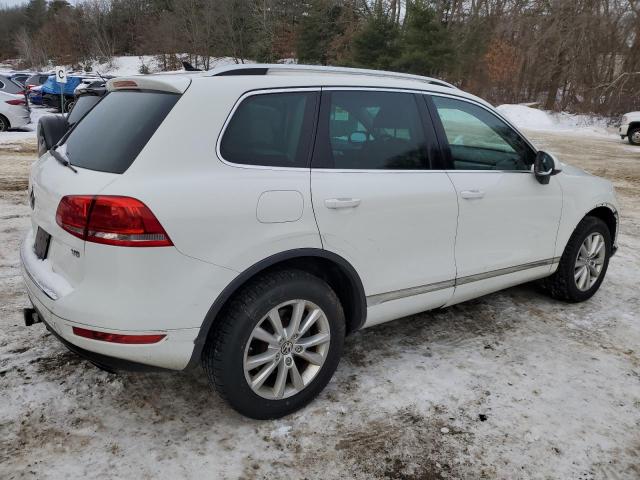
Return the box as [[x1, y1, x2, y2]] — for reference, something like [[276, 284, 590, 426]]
[[37, 114, 68, 157], [349, 131, 367, 144], [534, 150, 561, 185]]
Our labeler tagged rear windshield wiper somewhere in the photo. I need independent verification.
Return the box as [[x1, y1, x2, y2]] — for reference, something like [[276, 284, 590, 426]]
[[50, 147, 78, 174]]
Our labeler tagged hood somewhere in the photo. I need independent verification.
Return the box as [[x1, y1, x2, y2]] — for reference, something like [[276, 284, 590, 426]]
[[558, 162, 593, 178]]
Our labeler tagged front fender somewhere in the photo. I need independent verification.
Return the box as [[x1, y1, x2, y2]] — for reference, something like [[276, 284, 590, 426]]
[[555, 171, 619, 258]]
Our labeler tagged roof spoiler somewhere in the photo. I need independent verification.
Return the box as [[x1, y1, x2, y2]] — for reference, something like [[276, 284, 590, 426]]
[[106, 76, 191, 94]]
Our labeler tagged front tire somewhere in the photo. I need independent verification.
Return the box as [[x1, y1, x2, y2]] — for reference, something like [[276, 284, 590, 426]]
[[545, 216, 611, 302], [629, 126, 640, 146], [202, 269, 345, 419]]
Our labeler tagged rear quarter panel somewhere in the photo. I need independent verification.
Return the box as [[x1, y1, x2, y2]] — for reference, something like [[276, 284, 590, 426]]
[[99, 77, 323, 274]]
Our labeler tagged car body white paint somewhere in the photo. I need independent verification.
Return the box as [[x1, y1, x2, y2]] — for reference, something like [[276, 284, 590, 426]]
[[0, 90, 30, 130], [21, 66, 619, 369], [619, 111, 640, 141]]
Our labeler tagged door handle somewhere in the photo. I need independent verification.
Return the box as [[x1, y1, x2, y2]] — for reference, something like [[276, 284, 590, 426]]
[[325, 198, 361, 209], [460, 189, 485, 200]]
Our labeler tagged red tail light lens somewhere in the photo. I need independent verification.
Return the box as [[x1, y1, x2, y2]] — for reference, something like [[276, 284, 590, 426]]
[[5, 99, 26, 105], [73, 327, 166, 344], [56, 195, 173, 247]]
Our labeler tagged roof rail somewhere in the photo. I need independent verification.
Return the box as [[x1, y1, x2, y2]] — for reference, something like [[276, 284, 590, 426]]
[[209, 64, 456, 89]]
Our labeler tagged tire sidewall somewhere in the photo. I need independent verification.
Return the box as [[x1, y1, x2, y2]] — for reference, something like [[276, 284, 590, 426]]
[[629, 127, 640, 146], [562, 218, 611, 301], [216, 272, 345, 419]]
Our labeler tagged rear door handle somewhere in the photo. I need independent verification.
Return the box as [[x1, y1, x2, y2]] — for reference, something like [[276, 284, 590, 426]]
[[325, 198, 361, 209], [460, 189, 485, 200]]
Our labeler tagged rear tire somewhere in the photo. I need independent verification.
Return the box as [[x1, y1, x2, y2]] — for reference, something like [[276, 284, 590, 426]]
[[202, 269, 345, 419], [0, 115, 9, 132], [544, 216, 611, 302], [629, 126, 640, 146]]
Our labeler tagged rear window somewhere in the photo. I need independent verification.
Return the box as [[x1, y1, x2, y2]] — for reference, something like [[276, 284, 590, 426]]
[[66, 95, 102, 127], [63, 90, 179, 174]]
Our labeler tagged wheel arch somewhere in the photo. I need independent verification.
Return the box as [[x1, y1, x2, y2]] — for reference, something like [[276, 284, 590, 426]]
[[0, 113, 10, 130], [186, 248, 367, 369], [585, 204, 618, 252]]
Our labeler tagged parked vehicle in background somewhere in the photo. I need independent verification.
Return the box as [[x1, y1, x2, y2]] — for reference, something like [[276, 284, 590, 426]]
[[37, 87, 108, 156], [0, 90, 30, 131], [40, 75, 83, 112], [29, 85, 44, 106], [73, 77, 111, 96], [0, 74, 27, 95], [8, 72, 31, 86], [25, 73, 52, 92], [22, 65, 620, 419], [619, 112, 640, 145]]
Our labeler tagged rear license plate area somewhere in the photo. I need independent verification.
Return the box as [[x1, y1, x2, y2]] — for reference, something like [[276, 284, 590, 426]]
[[34, 227, 51, 260]]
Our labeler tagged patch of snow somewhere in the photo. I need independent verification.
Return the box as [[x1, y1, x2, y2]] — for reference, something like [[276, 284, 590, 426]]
[[497, 104, 615, 137], [497, 104, 556, 130]]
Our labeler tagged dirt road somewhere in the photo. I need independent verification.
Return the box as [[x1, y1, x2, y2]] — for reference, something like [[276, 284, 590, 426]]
[[1, 131, 639, 479]]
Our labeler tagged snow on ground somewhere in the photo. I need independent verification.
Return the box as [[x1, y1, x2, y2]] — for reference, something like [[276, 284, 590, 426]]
[[1, 110, 639, 479], [497, 104, 614, 137], [0, 106, 52, 151]]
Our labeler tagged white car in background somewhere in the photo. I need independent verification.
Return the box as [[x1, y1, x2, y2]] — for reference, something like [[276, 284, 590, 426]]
[[619, 112, 640, 145], [0, 90, 30, 131], [21, 65, 620, 419]]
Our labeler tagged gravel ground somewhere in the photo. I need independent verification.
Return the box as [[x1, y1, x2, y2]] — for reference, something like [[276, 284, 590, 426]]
[[1, 125, 639, 479]]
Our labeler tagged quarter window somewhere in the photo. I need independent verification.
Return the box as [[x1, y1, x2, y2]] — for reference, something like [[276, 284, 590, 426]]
[[220, 91, 317, 168], [315, 91, 428, 169], [432, 96, 534, 171]]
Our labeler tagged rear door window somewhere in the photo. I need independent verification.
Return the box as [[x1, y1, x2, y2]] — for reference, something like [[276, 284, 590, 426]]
[[313, 90, 429, 169], [62, 90, 178, 174], [219, 91, 318, 168]]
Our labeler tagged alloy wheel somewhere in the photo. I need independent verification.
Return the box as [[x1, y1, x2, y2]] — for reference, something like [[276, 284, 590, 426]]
[[243, 299, 331, 400], [574, 232, 606, 291]]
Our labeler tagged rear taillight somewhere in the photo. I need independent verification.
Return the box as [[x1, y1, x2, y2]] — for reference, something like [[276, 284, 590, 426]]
[[72, 327, 166, 344], [56, 195, 173, 247], [5, 99, 26, 106]]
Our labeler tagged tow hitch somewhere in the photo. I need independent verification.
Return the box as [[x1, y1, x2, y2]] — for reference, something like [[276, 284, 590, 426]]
[[23, 307, 42, 326]]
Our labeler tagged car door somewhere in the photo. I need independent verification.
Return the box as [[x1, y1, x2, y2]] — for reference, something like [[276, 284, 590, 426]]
[[311, 88, 459, 327], [425, 94, 563, 305]]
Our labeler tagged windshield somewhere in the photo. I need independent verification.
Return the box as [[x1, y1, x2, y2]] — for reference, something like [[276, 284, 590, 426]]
[[63, 90, 179, 174]]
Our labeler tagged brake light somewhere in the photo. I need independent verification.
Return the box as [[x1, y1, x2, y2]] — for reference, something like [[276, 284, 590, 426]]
[[72, 327, 166, 344], [112, 80, 138, 89], [5, 99, 26, 105], [56, 195, 173, 247]]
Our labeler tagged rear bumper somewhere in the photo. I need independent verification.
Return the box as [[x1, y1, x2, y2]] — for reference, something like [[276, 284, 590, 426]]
[[5, 107, 30, 129], [21, 244, 202, 371], [31, 305, 168, 372]]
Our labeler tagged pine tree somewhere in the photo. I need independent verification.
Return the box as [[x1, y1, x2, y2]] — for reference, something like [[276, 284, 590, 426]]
[[392, 0, 453, 76], [351, 10, 399, 70], [297, 1, 343, 65]]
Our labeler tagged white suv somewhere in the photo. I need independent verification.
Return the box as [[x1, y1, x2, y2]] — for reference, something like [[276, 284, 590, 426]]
[[619, 111, 640, 145], [21, 65, 619, 418]]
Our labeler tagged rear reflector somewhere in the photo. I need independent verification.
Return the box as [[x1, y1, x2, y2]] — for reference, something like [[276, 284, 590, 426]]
[[72, 327, 166, 344], [56, 195, 173, 247], [5, 99, 26, 105]]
